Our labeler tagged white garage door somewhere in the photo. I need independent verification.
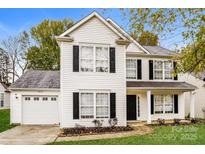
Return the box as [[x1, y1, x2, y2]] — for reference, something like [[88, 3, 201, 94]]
[[22, 95, 59, 125]]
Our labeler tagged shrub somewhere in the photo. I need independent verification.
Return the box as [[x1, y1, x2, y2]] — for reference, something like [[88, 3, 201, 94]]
[[108, 118, 118, 127], [190, 118, 198, 124], [173, 118, 181, 125], [157, 118, 165, 125], [92, 119, 103, 127]]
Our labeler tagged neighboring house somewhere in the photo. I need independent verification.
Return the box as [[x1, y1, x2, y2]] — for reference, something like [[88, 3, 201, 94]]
[[180, 73, 205, 118], [0, 82, 10, 109], [9, 12, 197, 127]]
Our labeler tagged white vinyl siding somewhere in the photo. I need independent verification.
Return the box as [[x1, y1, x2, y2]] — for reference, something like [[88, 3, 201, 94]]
[[60, 17, 126, 127], [10, 90, 60, 124]]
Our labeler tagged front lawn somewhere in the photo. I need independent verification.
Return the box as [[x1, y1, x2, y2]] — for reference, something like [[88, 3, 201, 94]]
[[0, 109, 15, 133], [51, 124, 205, 145]]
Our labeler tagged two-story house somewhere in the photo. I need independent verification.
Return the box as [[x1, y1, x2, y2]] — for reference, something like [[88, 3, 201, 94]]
[[9, 12, 197, 128]]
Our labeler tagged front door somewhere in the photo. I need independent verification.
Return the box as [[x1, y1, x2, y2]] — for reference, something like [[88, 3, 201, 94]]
[[127, 95, 136, 120]]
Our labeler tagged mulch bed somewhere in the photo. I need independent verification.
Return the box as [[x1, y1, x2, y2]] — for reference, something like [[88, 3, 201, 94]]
[[60, 126, 134, 137]]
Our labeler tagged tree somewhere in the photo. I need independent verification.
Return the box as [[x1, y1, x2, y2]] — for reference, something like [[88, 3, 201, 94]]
[[119, 9, 205, 74], [135, 31, 158, 46], [0, 31, 30, 83], [174, 26, 205, 74], [26, 19, 73, 70], [0, 48, 10, 84]]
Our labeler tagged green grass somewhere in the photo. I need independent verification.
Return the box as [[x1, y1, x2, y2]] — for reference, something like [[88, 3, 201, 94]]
[[0, 109, 15, 133], [51, 124, 205, 145]]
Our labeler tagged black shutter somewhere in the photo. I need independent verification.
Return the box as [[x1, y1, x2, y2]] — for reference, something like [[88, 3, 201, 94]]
[[137, 59, 142, 80], [151, 94, 154, 115], [73, 92, 79, 119], [149, 60, 153, 80], [73, 45, 79, 72], [110, 93, 116, 118], [173, 61, 178, 80], [109, 47, 115, 73], [174, 95, 178, 114]]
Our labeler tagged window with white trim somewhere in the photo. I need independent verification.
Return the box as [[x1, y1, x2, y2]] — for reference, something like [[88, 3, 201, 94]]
[[164, 61, 173, 79], [80, 93, 94, 119], [80, 46, 94, 72], [164, 95, 174, 113], [153, 60, 173, 80], [96, 47, 109, 72], [154, 95, 164, 114], [96, 93, 109, 118], [0, 93, 4, 107], [126, 59, 137, 79], [154, 95, 174, 114], [80, 92, 109, 119], [80, 45, 109, 73]]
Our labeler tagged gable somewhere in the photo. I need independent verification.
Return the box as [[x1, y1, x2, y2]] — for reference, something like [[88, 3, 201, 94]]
[[69, 16, 121, 44], [126, 43, 145, 53]]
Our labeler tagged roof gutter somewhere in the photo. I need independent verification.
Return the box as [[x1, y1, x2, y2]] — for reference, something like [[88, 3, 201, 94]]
[[9, 88, 60, 91]]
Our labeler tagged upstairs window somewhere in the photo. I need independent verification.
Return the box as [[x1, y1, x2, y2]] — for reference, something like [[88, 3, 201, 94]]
[[126, 59, 137, 79], [153, 60, 173, 80], [80, 45, 109, 73], [80, 46, 94, 72], [96, 47, 108, 72]]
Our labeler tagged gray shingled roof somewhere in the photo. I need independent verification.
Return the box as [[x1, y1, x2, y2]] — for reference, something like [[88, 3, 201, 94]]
[[143, 46, 176, 56], [127, 81, 197, 90], [10, 70, 60, 89]]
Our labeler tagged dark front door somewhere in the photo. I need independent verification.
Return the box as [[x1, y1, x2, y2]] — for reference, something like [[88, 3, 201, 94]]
[[127, 95, 136, 120]]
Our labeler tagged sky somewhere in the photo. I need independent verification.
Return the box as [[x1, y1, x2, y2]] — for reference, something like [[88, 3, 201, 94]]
[[0, 8, 185, 50]]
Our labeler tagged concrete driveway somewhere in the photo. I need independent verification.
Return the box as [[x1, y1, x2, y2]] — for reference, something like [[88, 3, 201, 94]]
[[0, 125, 60, 145]]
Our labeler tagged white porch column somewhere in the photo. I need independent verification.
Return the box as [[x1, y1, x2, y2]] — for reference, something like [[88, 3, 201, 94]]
[[190, 91, 196, 119], [147, 90, 151, 124]]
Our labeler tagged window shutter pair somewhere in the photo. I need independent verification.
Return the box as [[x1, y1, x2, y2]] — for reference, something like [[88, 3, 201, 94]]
[[149, 60, 178, 80], [73, 92, 116, 119], [150, 95, 178, 115], [73, 46, 116, 73]]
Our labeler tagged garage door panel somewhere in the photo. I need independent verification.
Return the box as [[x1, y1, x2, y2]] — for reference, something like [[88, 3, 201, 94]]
[[22, 95, 59, 125]]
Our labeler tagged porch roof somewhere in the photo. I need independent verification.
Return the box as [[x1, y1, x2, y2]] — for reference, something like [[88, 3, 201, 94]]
[[127, 81, 197, 91]]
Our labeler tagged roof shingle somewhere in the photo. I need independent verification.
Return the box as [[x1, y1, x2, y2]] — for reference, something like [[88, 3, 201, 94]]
[[143, 46, 176, 56], [10, 70, 60, 89]]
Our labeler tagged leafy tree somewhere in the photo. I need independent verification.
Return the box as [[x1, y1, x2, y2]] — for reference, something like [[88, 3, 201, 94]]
[[119, 8, 205, 74], [134, 31, 158, 46], [26, 19, 73, 70], [174, 26, 205, 74]]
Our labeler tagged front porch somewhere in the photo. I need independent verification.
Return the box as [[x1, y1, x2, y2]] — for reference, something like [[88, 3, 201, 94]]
[[126, 81, 197, 124]]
